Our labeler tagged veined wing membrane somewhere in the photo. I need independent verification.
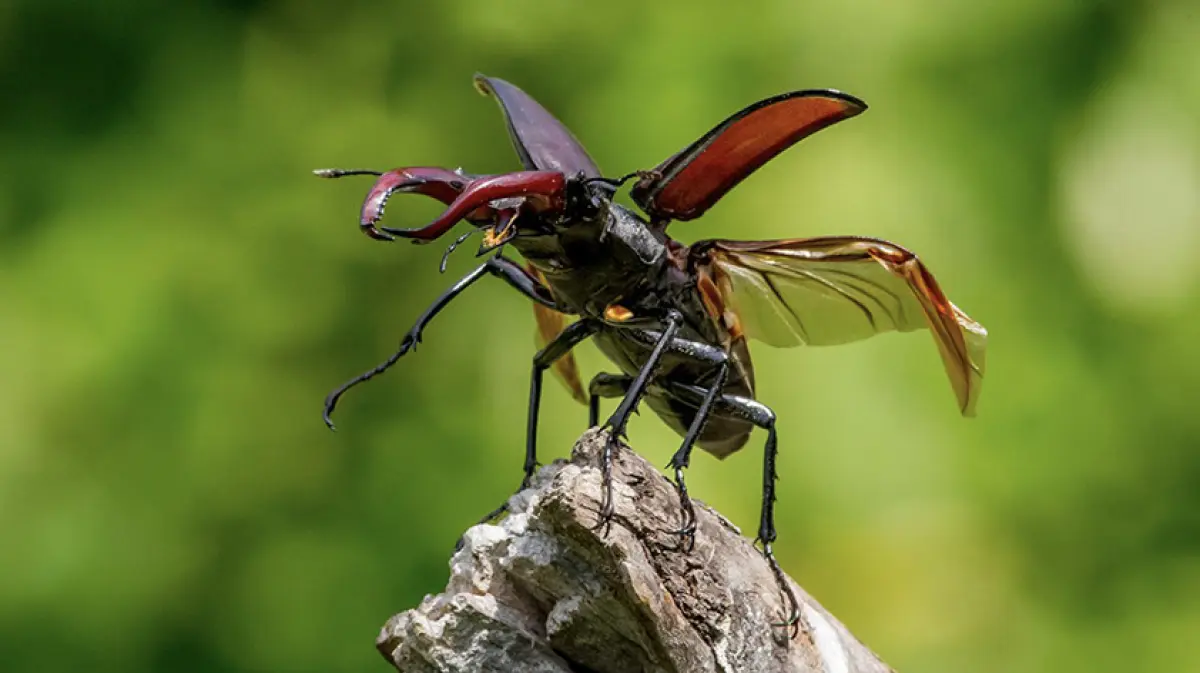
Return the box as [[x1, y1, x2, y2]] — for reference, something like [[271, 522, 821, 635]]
[[695, 236, 987, 415]]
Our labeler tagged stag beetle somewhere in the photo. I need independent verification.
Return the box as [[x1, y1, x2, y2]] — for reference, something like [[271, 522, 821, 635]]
[[317, 74, 987, 632]]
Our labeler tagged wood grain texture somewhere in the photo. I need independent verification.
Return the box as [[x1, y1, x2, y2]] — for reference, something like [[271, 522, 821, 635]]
[[376, 429, 896, 673]]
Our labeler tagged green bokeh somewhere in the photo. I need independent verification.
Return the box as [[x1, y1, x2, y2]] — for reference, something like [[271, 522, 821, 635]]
[[3, 1, 1198, 671]]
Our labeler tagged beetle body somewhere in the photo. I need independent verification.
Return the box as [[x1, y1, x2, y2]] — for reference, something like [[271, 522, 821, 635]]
[[514, 201, 669, 315], [317, 74, 988, 633], [505, 193, 759, 457]]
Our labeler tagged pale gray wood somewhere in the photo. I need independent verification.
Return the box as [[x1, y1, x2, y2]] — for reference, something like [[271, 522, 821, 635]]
[[377, 429, 896, 673]]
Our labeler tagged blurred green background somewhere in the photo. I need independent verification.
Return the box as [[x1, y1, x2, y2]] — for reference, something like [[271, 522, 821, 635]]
[[3, 0, 1198, 671]]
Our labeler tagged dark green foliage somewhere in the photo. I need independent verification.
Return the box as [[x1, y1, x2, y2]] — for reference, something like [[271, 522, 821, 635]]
[[1, 1, 1197, 671]]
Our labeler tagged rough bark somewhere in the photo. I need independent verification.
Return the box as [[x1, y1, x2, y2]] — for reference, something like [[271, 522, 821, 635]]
[[376, 429, 895, 673]]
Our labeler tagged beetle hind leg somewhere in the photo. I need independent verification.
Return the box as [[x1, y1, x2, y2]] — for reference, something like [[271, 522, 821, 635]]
[[663, 361, 730, 553], [662, 382, 801, 636], [753, 423, 803, 639]]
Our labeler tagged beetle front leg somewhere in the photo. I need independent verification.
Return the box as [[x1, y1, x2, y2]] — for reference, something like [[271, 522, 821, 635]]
[[322, 255, 561, 428]]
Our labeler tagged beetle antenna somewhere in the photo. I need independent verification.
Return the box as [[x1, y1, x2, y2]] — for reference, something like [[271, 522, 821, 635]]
[[582, 173, 632, 189], [313, 168, 384, 179], [439, 228, 481, 273], [583, 170, 654, 190]]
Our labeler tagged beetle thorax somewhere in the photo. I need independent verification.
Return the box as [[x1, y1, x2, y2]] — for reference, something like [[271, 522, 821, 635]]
[[511, 203, 667, 317]]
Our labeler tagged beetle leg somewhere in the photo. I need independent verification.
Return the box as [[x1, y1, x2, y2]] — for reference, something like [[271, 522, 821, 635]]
[[322, 255, 561, 429], [593, 310, 684, 534], [664, 360, 729, 552], [377, 170, 566, 241], [621, 327, 729, 364], [477, 319, 601, 526], [587, 373, 633, 428], [589, 324, 730, 540], [614, 329, 731, 551], [756, 426, 803, 639], [658, 382, 801, 637]]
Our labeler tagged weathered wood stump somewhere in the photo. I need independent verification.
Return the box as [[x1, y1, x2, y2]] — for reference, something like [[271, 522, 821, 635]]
[[377, 429, 895, 673]]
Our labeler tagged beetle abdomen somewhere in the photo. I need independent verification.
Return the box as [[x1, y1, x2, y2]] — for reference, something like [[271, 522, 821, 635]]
[[645, 392, 753, 459]]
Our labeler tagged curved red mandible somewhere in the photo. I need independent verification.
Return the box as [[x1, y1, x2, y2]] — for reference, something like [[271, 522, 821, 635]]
[[376, 170, 566, 242], [357, 167, 471, 240]]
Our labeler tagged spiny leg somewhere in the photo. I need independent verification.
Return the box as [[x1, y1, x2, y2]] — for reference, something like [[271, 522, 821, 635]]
[[595, 310, 684, 533], [620, 327, 732, 549], [755, 425, 802, 638], [526, 319, 602, 487], [324, 254, 560, 428], [665, 360, 728, 552], [478, 319, 600, 525], [587, 373, 632, 428], [662, 382, 800, 635]]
